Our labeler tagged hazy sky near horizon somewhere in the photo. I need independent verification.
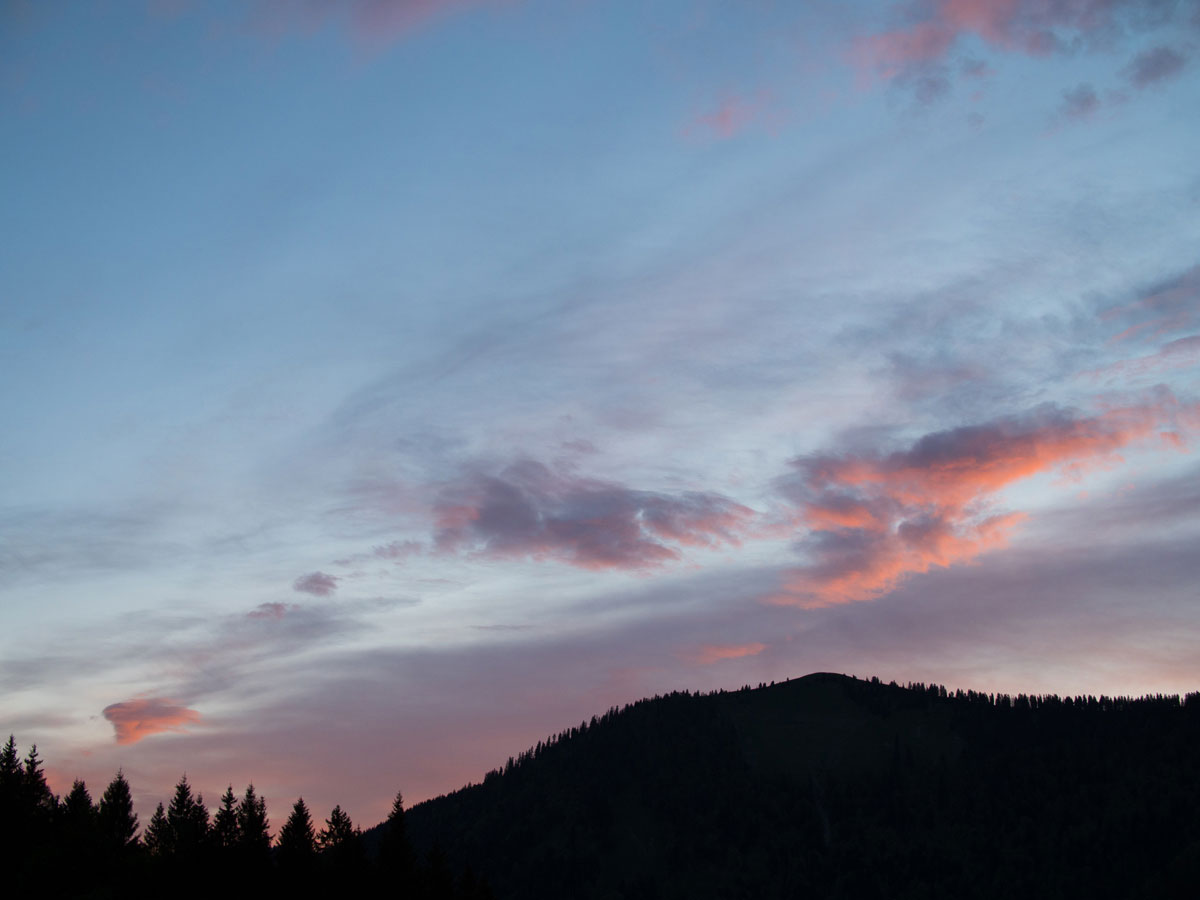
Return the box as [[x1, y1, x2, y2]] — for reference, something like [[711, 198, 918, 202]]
[[3, 0, 1200, 828]]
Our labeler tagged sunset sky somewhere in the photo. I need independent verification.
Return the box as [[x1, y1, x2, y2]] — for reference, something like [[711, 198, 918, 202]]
[[2, 0, 1199, 829]]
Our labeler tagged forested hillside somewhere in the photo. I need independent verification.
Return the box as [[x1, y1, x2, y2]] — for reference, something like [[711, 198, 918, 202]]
[[397, 673, 1200, 900]]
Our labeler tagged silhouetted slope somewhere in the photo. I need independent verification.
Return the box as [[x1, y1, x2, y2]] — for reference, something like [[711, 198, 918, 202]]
[[388, 673, 1200, 900]]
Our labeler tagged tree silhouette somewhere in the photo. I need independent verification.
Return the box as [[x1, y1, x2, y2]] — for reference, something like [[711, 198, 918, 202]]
[[60, 778, 97, 828], [212, 784, 241, 852], [21, 744, 55, 814], [379, 789, 417, 893], [97, 769, 139, 854], [277, 797, 318, 872], [166, 775, 209, 860], [144, 802, 169, 857], [319, 803, 366, 884], [0, 736, 22, 852], [59, 780, 100, 892], [237, 783, 271, 864], [0, 735, 20, 793], [318, 804, 356, 851]]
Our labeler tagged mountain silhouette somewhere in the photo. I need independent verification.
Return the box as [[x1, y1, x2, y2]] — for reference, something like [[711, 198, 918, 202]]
[[384, 672, 1200, 900]]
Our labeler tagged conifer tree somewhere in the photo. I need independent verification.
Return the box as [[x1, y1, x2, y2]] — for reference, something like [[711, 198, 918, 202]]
[[317, 804, 357, 852], [61, 779, 97, 825], [237, 784, 271, 857], [144, 803, 169, 857], [380, 789, 417, 887], [22, 745, 55, 814], [318, 803, 366, 877], [97, 770, 139, 853], [212, 784, 241, 851], [60, 780, 100, 885], [0, 735, 20, 792], [0, 735, 20, 831], [166, 776, 209, 858], [277, 797, 317, 871]]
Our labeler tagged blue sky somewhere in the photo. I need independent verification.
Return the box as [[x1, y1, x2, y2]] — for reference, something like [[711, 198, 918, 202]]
[[2, 0, 1199, 827]]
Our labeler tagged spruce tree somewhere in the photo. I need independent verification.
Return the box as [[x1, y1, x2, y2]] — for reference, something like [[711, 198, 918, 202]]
[[97, 770, 139, 853], [317, 804, 357, 852], [0, 736, 21, 840], [166, 775, 209, 859], [212, 784, 241, 852], [319, 803, 366, 877], [22, 745, 55, 814], [144, 803, 169, 857], [0, 735, 20, 793], [237, 784, 271, 854], [60, 780, 100, 887], [61, 779, 97, 825], [276, 797, 317, 871], [380, 789, 417, 888]]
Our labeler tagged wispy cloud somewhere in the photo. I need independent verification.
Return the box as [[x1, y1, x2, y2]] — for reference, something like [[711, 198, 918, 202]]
[[433, 459, 755, 571], [1085, 335, 1200, 383], [1105, 264, 1200, 343], [102, 698, 201, 745]]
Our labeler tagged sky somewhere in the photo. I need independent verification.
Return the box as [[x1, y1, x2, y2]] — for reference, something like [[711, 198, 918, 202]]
[[2, 0, 1199, 830]]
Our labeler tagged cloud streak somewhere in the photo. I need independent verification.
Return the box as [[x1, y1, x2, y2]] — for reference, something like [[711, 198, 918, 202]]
[[688, 642, 768, 664], [102, 698, 201, 745], [775, 395, 1196, 607]]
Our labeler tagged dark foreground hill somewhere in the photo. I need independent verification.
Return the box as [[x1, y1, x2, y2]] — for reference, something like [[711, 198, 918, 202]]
[[392, 673, 1200, 900]]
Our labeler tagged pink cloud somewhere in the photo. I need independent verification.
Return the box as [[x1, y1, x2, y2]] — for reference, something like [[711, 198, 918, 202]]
[[687, 93, 778, 140], [774, 395, 1197, 607], [293, 571, 339, 596], [689, 642, 767, 664], [102, 698, 201, 745], [433, 459, 755, 571]]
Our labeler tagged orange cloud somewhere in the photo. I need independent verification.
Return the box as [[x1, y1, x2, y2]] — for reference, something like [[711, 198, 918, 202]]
[[690, 642, 767, 664], [102, 698, 201, 745], [775, 395, 1197, 607]]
